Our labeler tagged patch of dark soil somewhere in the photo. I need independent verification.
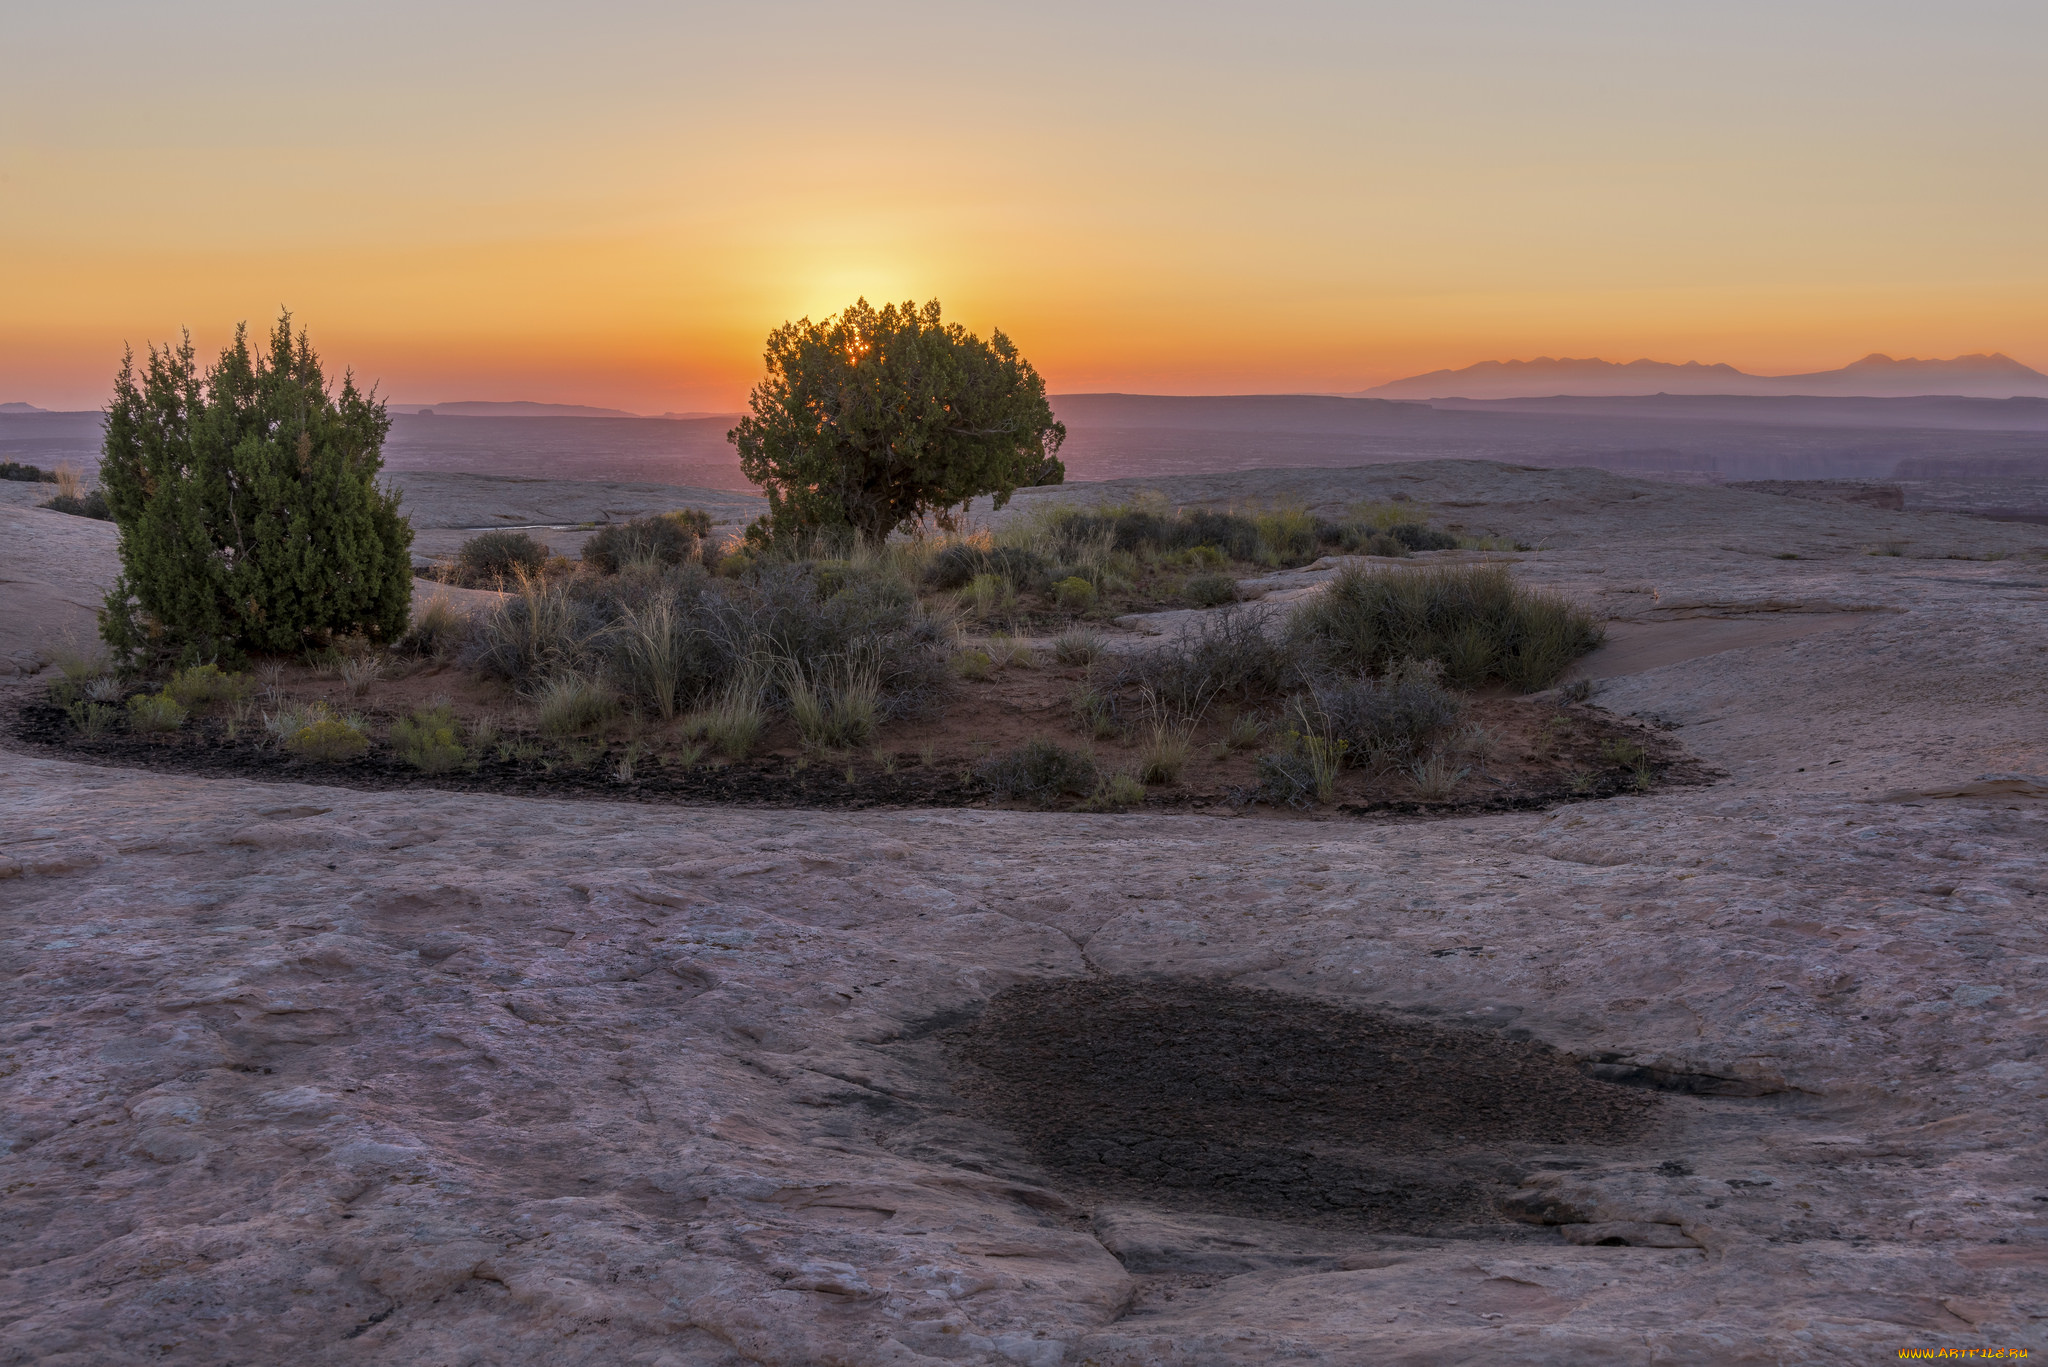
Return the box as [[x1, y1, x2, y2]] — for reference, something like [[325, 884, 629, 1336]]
[[5, 693, 982, 811], [944, 978, 1660, 1235], [7, 681, 1713, 821]]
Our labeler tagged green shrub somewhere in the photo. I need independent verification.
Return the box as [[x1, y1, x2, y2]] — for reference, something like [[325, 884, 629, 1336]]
[[126, 692, 187, 733], [581, 512, 715, 574], [926, 545, 1052, 592], [1052, 575, 1098, 611], [391, 703, 468, 772], [1289, 564, 1601, 691], [1, 461, 57, 483], [41, 491, 111, 520], [285, 717, 370, 762], [97, 314, 413, 665], [454, 530, 549, 585], [1253, 507, 1319, 565], [952, 648, 994, 681], [731, 299, 1064, 545], [165, 663, 253, 708], [1183, 572, 1239, 608], [977, 738, 1098, 806]]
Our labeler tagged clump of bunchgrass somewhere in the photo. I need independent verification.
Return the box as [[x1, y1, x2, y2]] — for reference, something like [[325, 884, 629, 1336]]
[[1079, 769, 1147, 812], [1052, 629, 1106, 666], [684, 672, 768, 759], [785, 653, 882, 751], [952, 647, 995, 681], [403, 595, 469, 660], [67, 701, 121, 738], [338, 655, 381, 697], [1409, 749, 1469, 800], [534, 671, 618, 736]]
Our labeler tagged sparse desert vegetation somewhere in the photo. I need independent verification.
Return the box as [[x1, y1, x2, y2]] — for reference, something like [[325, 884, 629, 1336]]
[[21, 492, 1664, 815]]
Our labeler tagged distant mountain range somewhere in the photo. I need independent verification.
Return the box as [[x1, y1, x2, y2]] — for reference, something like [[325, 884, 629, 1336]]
[[1357, 353, 2048, 400], [0, 401, 50, 414], [387, 400, 643, 418]]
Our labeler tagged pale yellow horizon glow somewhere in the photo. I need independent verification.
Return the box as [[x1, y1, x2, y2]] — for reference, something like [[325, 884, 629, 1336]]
[[3, 2, 2044, 411]]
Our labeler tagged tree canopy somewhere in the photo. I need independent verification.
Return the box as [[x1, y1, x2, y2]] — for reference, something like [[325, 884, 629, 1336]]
[[98, 314, 413, 663], [728, 299, 1065, 544]]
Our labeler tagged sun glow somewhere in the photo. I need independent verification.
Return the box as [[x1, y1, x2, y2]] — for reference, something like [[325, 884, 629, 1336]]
[[2, 5, 2043, 410]]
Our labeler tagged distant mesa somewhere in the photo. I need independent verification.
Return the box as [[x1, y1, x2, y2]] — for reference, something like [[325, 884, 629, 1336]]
[[389, 400, 642, 418], [0, 401, 50, 414], [1357, 353, 2048, 401]]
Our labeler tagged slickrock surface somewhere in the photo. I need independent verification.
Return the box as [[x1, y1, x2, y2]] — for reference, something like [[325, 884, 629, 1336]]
[[4, 463, 2048, 1364]]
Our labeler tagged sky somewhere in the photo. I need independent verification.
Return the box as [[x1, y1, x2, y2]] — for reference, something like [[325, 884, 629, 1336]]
[[3, 0, 2044, 412]]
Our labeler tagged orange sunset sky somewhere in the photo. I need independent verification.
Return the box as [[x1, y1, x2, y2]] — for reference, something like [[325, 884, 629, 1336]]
[[4, 1, 2044, 412]]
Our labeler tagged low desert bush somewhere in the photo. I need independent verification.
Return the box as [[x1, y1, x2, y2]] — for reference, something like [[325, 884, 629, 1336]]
[[164, 663, 254, 708], [42, 489, 111, 520], [1253, 748, 1320, 808], [270, 701, 369, 761], [1289, 563, 1601, 691], [925, 544, 1051, 593], [977, 738, 1099, 806], [1182, 572, 1240, 607], [0, 461, 57, 483], [453, 530, 549, 586], [534, 671, 617, 735], [287, 718, 370, 762], [1294, 663, 1464, 768], [581, 512, 716, 574], [1052, 575, 1098, 612], [126, 691, 187, 733], [952, 648, 994, 681], [1119, 604, 1293, 720], [390, 703, 468, 772]]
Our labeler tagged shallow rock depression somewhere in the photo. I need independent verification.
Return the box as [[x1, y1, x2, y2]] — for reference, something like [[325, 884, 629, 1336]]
[[947, 978, 1659, 1235]]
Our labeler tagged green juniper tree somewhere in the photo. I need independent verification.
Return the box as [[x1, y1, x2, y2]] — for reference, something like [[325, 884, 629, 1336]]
[[99, 313, 413, 664], [729, 298, 1065, 546]]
